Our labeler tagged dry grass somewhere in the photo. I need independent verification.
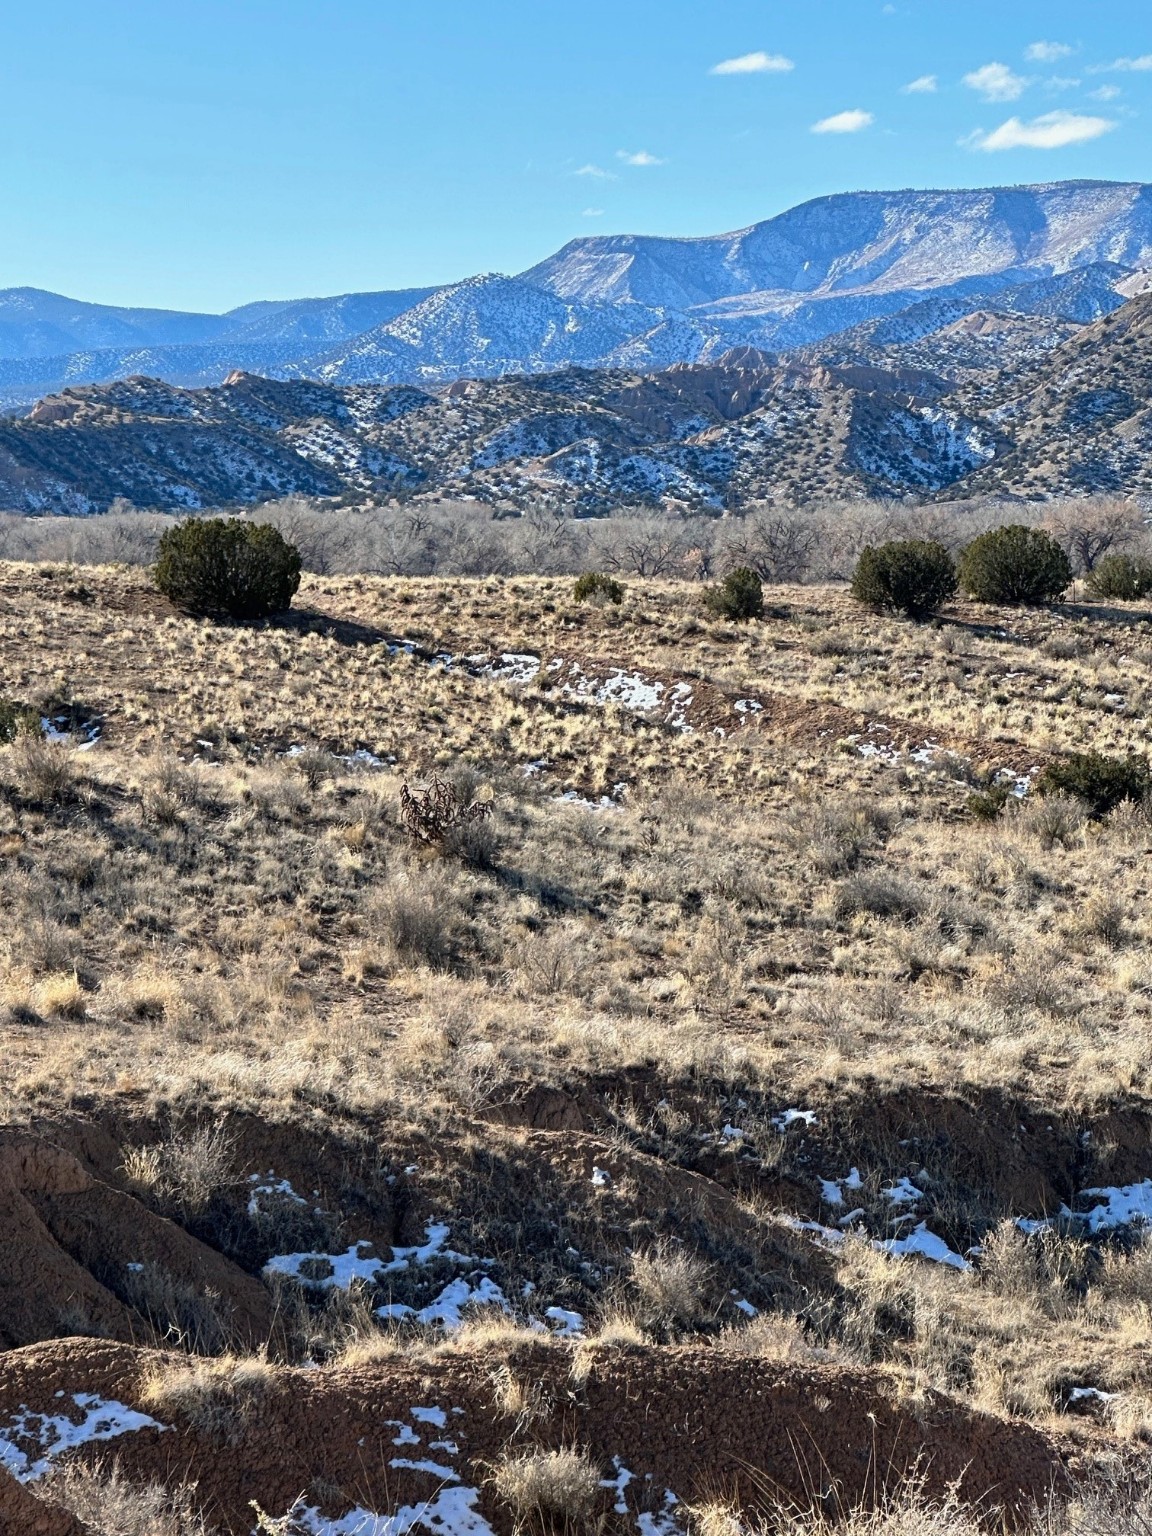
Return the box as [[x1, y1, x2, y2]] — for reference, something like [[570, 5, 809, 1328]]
[[2, 560, 1152, 1474], [490, 1448, 602, 1535], [43, 1460, 210, 1536], [139, 1353, 278, 1442]]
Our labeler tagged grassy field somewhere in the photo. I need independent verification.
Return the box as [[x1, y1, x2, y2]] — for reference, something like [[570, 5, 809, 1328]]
[[1, 557, 1151, 1529]]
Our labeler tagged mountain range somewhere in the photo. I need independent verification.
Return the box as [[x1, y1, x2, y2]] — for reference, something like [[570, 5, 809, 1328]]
[[3, 288, 1150, 515], [3, 179, 1152, 515], [2, 181, 1151, 416]]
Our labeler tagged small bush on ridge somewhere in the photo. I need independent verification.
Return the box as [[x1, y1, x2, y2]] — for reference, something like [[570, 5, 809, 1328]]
[[154, 519, 302, 619], [850, 539, 956, 619], [703, 567, 763, 622], [1035, 751, 1151, 819], [0, 698, 39, 744], [1087, 553, 1152, 601], [958, 525, 1072, 605], [572, 571, 624, 605]]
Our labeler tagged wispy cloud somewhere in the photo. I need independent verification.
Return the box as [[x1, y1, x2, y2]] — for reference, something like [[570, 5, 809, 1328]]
[[1025, 41, 1074, 64], [902, 74, 938, 94], [574, 164, 617, 180], [616, 150, 666, 166], [965, 110, 1116, 151], [1090, 84, 1122, 101], [963, 62, 1028, 102], [811, 109, 874, 134], [582, 208, 604, 218], [1107, 54, 1152, 71], [709, 51, 794, 76]]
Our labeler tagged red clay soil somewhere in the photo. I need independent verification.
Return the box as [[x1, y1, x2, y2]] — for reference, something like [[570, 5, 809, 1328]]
[[0, 1131, 273, 1351], [0, 1338, 1068, 1534], [520, 648, 1046, 776], [0, 1465, 88, 1536]]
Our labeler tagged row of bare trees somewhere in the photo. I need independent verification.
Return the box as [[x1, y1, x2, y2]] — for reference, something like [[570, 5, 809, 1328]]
[[0, 493, 1147, 584]]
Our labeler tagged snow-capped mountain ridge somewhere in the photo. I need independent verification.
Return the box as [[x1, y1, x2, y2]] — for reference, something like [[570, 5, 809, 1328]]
[[1, 181, 1150, 414]]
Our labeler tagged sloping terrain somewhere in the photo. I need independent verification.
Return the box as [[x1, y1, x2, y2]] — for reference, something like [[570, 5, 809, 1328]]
[[1, 1338, 1067, 1535], [524, 183, 1152, 307], [1, 182, 1150, 413], [0, 563, 1151, 1530], [958, 293, 1152, 496], [0, 352, 999, 512]]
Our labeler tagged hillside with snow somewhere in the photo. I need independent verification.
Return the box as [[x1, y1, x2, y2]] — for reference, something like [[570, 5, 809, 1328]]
[[1, 182, 1150, 414]]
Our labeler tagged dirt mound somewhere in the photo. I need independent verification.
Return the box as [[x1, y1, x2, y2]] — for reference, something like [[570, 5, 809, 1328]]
[[0, 1131, 274, 1351], [0, 1338, 1066, 1534], [0, 1464, 87, 1536]]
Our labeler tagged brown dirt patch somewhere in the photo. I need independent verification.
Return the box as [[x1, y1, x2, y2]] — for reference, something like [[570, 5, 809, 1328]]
[[0, 1338, 1068, 1534], [0, 1130, 273, 1351]]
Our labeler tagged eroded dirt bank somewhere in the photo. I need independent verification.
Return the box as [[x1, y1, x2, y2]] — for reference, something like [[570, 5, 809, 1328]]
[[0, 1337, 1069, 1534]]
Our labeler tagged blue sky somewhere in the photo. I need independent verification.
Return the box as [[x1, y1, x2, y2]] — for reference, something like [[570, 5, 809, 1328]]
[[1, 0, 1149, 312]]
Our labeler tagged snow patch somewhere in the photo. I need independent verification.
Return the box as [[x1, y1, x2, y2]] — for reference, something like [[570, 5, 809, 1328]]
[[878, 1221, 969, 1271], [0, 1395, 167, 1482]]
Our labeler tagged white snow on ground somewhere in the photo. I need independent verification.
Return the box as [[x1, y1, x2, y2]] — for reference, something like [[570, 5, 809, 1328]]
[[476, 653, 541, 685], [0, 1394, 166, 1482], [879, 1221, 969, 1271], [264, 1241, 390, 1289], [822, 1168, 862, 1206], [599, 1460, 683, 1536], [638, 1491, 682, 1536], [883, 1178, 925, 1207], [281, 1486, 497, 1536], [390, 1459, 459, 1480], [601, 1458, 634, 1513], [1068, 1386, 1119, 1403], [544, 1306, 585, 1335], [772, 1108, 818, 1130], [1070, 1181, 1152, 1232], [247, 1171, 307, 1217], [41, 714, 102, 750], [378, 1277, 508, 1329], [264, 1223, 475, 1290], [410, 1407, 448, 1426]]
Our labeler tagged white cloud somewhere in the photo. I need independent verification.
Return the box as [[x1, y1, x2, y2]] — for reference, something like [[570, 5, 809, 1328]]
[[902, 74, 938, 94], [811, 109, 874, 134], [616, 150, 666, 166], [1108, 55, 1152, 71], [582, 208, 604, 218], [963, 62, 1028, 102], [1025, 41, 1074, 64], [574, 164, 617, 180], [967, 110, 1116, 151], [709, 51, 794, 76], [1090, 84, 1122, 101]]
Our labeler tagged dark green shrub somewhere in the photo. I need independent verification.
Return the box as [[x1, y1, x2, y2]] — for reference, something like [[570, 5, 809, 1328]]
[[154, 519, 302, 619], [572, 571, 624, 605], [1035, 751, 1151, 819], [1086, 553, 1152, 601], [703, 566, 763, 621], [957, 525, 1072, 605], [966, 783, 1012, 822], [0, 699, 39, 744], [850, 539, 956, 618]]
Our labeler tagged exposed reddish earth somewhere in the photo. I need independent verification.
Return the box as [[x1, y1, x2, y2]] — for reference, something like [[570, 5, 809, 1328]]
[[0, 1130, 273, 1351], [1, 1338, 1069, 1535]]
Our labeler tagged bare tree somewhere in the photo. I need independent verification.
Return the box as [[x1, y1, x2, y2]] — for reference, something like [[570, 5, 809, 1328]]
[[1043, 496, 1146, 573], [593, 518, 696, 577], [716, 509, 819, 582]]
